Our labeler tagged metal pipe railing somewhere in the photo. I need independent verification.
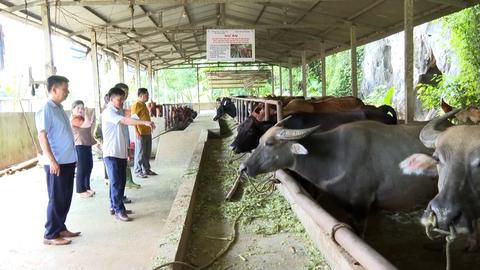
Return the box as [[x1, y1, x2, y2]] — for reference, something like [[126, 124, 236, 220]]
[[276, 170, 397, 270], [160, 103, 193, 130], [230, 97, 284, 123]]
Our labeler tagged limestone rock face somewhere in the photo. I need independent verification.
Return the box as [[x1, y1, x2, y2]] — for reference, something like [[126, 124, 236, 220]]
[[360, 22, 459, 120]]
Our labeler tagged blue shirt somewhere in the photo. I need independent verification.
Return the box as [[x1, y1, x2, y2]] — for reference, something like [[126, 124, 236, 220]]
[[35, 99, 77, 164]]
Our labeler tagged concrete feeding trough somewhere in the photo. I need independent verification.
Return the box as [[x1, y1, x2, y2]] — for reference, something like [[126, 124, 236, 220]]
[[274, 170, 397, 270]]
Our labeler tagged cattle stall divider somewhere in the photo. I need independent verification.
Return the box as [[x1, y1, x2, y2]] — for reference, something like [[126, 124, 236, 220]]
[[229, 97, 284, 123], [275, 170, 397, 270], [161, 103, 194, 130]]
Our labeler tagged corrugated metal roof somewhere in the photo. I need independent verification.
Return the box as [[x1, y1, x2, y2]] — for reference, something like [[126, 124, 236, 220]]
[[0, 0, 478, 70]]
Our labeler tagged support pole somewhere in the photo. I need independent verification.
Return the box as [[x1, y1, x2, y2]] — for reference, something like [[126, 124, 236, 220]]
[[90, 29, 101, 114], [164, 77, 168, 104], [301, 50, 307, 97], [147, 60, 153, 98], [321, 43, 327, 97], [118, 45, 125, 83], [350, 25, 358, 97], [41, 1, 55, 77], [271, 65, 275, 96], [279, 66, 283, 96], [288, 58, 293, 97], [405, 0, 415, 123], [196, 65, 200, 112], [135, 52, 141, 90]]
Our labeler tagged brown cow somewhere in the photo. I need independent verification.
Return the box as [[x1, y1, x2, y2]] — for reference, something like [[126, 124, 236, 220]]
[[282, 96, 364, 115], [249, 96, 301, 121], [441, 99, 480, 124], [250, 96, 365, 121]]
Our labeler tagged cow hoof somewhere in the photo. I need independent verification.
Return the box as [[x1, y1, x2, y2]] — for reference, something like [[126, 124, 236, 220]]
[[422, 241, 444, 252]]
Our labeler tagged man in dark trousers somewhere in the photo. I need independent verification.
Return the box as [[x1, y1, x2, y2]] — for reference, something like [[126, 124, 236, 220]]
[[114, 83, 142, 189], [102, 87, 155, 221], [131, 88, 157, 177], [36, 75, 80, 245]]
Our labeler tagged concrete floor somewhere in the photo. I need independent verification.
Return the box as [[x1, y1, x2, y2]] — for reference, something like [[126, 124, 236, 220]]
[[0, 111, 217, 270]]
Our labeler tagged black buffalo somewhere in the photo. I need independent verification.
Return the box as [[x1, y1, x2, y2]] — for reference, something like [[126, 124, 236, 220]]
[[230, 105, 397, 154], [239, 119, 443, 229], [213, 97, 236, 121], [400, 110, 480, 250]]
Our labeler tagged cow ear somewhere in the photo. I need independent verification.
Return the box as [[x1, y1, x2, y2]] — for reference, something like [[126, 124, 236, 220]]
[[399, 153, 438, 177], [290, 143, 308, 155]]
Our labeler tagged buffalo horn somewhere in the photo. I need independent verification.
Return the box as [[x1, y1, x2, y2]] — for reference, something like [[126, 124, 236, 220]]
[[420, 109, 460, 148], [275, 125, 321, 141], [274, 115, 292, 127]]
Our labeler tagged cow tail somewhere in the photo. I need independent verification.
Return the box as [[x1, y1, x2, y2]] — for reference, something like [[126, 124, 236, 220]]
[[379, 105, 398, 124]]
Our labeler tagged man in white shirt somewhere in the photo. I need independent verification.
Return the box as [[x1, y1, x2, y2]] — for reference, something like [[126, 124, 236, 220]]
[[102, 87, 155, 221]]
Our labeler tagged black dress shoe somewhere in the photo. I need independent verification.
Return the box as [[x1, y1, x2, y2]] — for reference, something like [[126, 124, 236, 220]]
[[145, 170, 158, 176], [115, 212, 132, 222], [123, 198, 132, 204], [110, 209, 133, 215]]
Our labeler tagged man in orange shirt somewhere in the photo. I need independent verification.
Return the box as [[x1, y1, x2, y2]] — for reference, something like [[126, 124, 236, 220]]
[[131, 88, 157, 177]]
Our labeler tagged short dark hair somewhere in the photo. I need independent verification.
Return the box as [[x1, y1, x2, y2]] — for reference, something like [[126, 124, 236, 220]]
[[108, 87, 125, 99], [72, 100, 84, 109], [138, 88, 148, 96], [47, 75, 69, 93], [114, 83, 128, 91]]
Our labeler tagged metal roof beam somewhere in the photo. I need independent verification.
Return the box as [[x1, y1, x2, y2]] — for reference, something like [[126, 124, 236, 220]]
[[183, 5, 202, 51], [102, 23, 331, 34], [291, 0, 322, 24], [3, 0, 43, 12], [68, 4, 182, 36], [155, 63, 271, 70], [264, 2, 385, 32], [0, 0, 142, 66], [49, 0, 319, 6], [424, 0, 467, 8], [254, 4, 267, 23], [83, 6, 109, 24], [1, 0, 316, 9], [347, 0, 385, 21], [322, 0, 385, 35], [219, 3, 225, 25], [106, 15, 214, 47], [152, 51, 204, 67]]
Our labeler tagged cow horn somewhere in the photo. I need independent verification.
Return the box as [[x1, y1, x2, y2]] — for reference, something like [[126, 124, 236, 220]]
[[420, 109, 460, 148], [274, 115, 292, 127], [275, 125, 321, 141]]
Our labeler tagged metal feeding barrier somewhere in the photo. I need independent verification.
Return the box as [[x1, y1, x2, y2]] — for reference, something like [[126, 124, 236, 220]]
[[161, 103, 194, 130], [229, 96, 284, 123]]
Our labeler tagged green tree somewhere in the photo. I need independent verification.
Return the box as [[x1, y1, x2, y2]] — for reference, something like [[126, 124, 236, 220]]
[[417, 6, 480, 109]]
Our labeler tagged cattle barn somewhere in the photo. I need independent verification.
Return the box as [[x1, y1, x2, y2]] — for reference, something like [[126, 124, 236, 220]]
[[1, 0, 480, 269]]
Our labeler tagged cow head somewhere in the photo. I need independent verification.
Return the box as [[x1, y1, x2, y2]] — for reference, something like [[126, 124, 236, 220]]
[[213, 97, 236, 121], [230, 117, 275, 154], [239, 123, 320, 177], [400, 109, 480, 234]]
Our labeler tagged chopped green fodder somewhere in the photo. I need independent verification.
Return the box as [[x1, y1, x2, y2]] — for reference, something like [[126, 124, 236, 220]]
[[186, 118, 329, 270]]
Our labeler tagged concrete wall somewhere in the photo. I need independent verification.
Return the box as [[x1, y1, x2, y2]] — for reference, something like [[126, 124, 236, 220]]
[[0, 112, 39, 169]]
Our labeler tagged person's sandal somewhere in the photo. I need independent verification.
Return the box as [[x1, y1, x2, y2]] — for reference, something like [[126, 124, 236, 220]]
[[79, 191, 93, 198]]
